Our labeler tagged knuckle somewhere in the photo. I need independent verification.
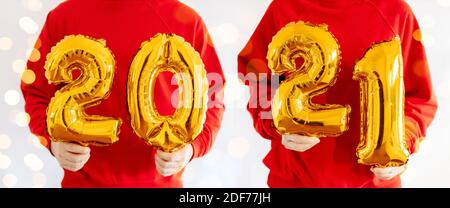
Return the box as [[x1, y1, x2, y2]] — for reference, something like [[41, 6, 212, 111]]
[[162, 163, 169, 168], [159, 169, 167, 175], [76, 164, 82, 170], [65, 166, 75, 172], [287, 145, 295, 151], [298, 145, 308, 152]]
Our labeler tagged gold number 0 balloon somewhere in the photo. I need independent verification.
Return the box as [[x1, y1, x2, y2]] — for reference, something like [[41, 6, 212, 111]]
[[45, 35, 122, 146], [268, 21, 351, 137], [353, 37, 409, 167], [127, 34, 208, 152]]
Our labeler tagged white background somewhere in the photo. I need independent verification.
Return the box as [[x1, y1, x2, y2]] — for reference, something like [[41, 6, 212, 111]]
[[0, 0, 449, 188]]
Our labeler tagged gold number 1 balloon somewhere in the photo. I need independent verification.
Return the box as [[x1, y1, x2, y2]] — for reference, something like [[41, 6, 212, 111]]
[[268, 21, 351, 137], [353, 37, 409, 167], [45, 35, 122, 146], [128, 34, 208, 152]]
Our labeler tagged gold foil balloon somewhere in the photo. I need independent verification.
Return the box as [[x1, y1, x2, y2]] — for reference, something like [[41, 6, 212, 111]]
[[128, 34, 208, 152], [353, 37, 409, 167], [268, 21, 351, 137], [45, 35, 122, 146]]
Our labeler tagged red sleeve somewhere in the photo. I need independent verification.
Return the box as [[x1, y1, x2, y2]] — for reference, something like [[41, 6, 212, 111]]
[[237, 2, 281, 141], [400, 9, 438, 154], [190, 19, 226, 159], [20, 11, 59, 153]]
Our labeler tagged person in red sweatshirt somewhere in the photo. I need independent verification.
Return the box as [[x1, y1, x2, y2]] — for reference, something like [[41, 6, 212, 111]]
[[238, 0, 437, 188], [21, 0, 225, 188]]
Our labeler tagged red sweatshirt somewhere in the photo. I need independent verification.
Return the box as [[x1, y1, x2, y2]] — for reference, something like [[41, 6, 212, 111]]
[[21, 0, 225, 188], [238, 0, 437, 188]]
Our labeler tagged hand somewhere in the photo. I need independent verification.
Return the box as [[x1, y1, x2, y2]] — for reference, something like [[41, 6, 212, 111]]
[[371, 165, 407, 181], [51, 141, 91, 172], [282, 134, 320, 152], [155, 144, 193, 177]]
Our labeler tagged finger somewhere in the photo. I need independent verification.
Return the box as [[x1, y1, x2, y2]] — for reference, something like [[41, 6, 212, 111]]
[[157, 150, 183, 162], [60, 161, 81, 172], [286, 135, 320, 144], [284, 141, 315, 152], [62, 156, 88, 169], [374, 173, 396, 181], [370, 167, 391, 175], [155, 162, 178, 176], [61, 151, 90, 163], [58, 153, 89, 171], [156, 150, 175, 162], [390, 166, 407, 175], [281, 136, 288, 146], [155, 156, 181, 169], [371, 166, 405, 180], [283, 134, 319, 144], [169, 149, 186, 162], [283, 141, 298, 151], [158, 168, 177, 177], [64, 143, 90, 154], [371, 166, 405, 175]]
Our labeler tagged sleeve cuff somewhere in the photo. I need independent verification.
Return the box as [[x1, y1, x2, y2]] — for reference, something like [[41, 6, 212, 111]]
[[190, 134, 204, 161], [405, 117, 423, 154]]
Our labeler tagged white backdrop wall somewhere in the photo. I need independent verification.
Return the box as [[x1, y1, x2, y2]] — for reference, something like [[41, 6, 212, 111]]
[[0, 0, 449, 188]]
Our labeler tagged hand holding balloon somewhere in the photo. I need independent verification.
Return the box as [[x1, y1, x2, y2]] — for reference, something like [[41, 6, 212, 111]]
[[155, 144, 193, 176], [51, 141, 91, 172], [371, 165, 407, 181], [282, 134, 320, 152]]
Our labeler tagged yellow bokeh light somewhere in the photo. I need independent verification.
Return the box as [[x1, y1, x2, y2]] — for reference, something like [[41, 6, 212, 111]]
[[0, 134, 12, 150], [0, 153, 11, 169], [0, 37, 13, 51], [27, 48, 41, 62], [32, 173, 46, 188], [19, 16, 39, 34], [21, 69, 36, 84], [210, 23, 240, 47], [33, 135, 48, 148], [4, 90, 21, 106], [24, 0, 43, 12], [2, 174, 18, 188], [437, 0, 450, 7], [413, 29, 422, 42], [24, 153, 44, 172], [27, 36, 41, 49], [15, 112, 31, 127], [12, 59, 26, 74]]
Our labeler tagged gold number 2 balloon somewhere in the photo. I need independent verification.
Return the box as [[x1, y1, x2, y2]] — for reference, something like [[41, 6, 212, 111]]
[[128, 34, 208, 152], [353, 37, 409, 167], [45, 35, 122, 146], [268, 21, 351, 137]]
